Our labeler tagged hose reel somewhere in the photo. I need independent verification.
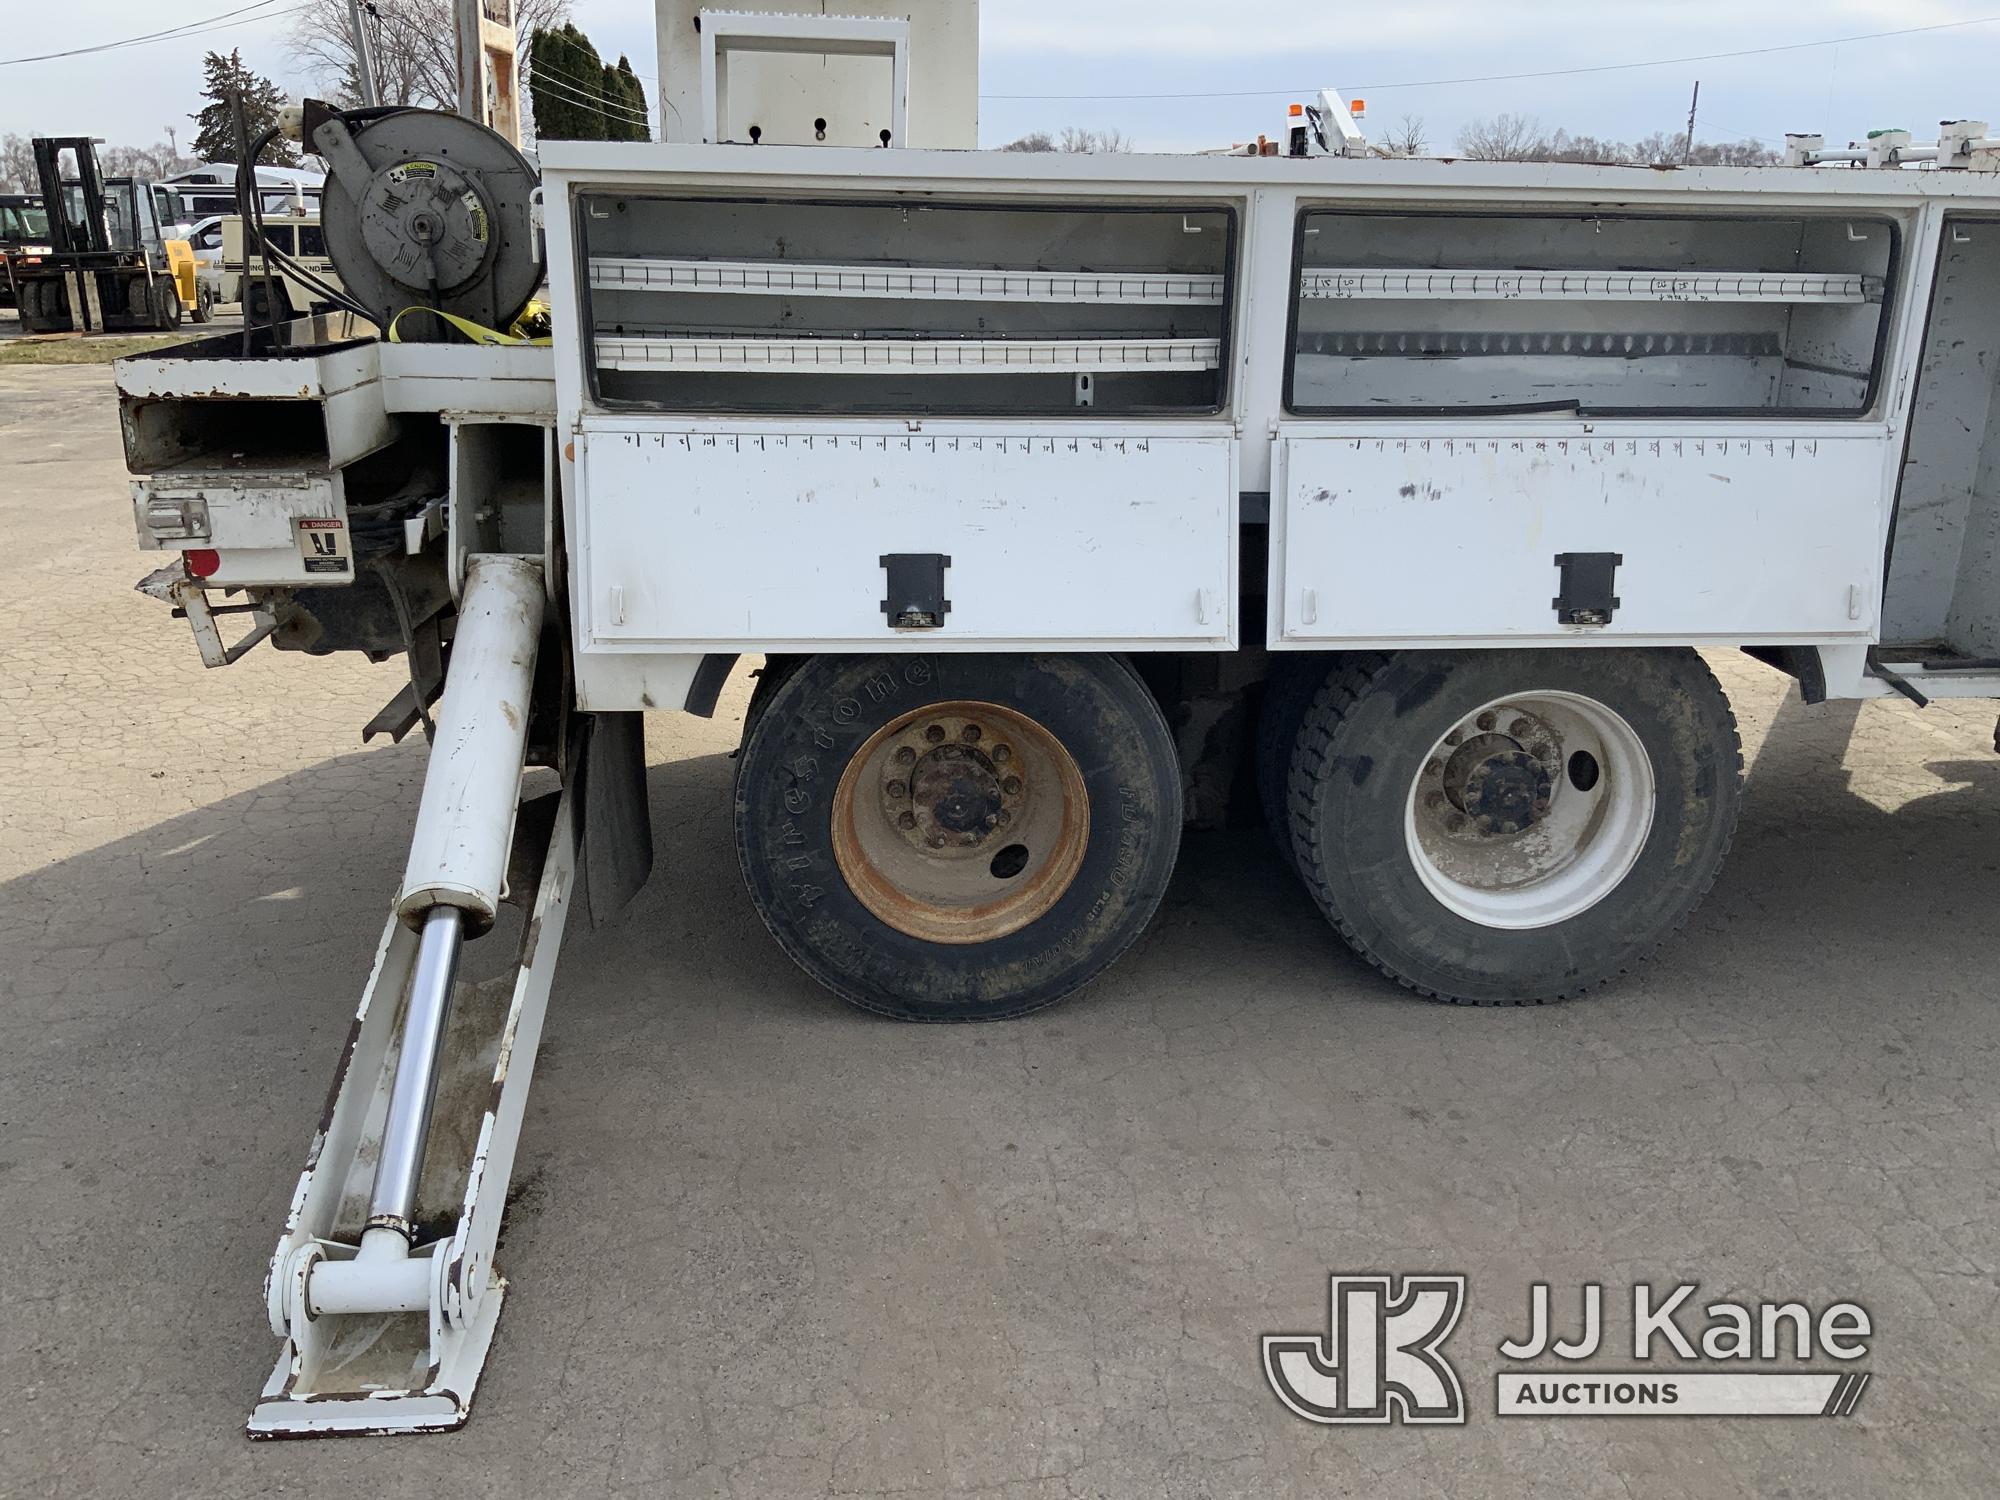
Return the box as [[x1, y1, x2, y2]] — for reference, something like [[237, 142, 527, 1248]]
[[306, 102, 544, 337]]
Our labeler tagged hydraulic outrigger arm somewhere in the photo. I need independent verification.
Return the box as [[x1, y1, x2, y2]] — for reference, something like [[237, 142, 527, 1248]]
[[250, 554, 570, 1437]]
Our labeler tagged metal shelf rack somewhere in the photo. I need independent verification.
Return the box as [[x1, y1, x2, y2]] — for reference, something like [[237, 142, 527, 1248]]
[[589, 256, 1224, 305]]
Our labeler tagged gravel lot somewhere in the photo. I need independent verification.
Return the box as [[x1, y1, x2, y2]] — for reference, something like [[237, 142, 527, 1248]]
[[1, 363, 1996, 1498]]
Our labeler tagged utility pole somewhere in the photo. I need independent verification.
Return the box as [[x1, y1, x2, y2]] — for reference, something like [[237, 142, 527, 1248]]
[[347, 0, 381, 106], [1683, 79, 1700, 164]]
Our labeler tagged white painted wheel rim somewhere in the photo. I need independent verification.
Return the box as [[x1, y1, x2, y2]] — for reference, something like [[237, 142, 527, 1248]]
[[1403, 690, 1655, 930]]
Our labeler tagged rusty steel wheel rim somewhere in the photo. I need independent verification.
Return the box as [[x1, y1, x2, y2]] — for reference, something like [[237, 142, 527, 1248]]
[[831, 699, 1091, 945]]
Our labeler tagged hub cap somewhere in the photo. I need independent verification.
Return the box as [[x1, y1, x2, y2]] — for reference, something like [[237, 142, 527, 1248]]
[[1404, 691, 1654, 929], [832, 701, 1089, 944]]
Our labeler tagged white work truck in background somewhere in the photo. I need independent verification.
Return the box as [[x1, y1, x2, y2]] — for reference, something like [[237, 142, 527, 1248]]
[[105, 0, 2000, 1441]]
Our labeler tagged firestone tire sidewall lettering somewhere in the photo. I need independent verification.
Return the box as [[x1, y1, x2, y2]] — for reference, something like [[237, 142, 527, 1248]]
[[734, 653, 1183, 1021]]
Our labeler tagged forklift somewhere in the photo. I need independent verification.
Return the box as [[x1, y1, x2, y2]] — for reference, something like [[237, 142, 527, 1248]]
[[13, 137, 204, 334], [0, 192, 49, 308]]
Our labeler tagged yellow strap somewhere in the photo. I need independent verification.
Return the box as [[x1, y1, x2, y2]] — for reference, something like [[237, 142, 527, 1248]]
[[386, 306, 552, 346]]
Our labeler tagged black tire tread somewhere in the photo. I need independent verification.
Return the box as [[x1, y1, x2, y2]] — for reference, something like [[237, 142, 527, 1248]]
[[734, 653, 1182, 1022], [1285, 650, 1742, 1006], [1254, 653, 1330, 869]]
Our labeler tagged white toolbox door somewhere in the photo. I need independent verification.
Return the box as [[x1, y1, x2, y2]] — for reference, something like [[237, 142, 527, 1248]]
[[1275, 430, 1889, 643], [578, 424, 1237, 650]]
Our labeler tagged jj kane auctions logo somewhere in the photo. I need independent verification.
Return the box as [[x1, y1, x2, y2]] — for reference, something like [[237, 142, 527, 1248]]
[[1265, 1276, 1873, 1423]]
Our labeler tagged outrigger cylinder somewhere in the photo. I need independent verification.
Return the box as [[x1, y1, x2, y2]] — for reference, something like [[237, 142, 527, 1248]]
[[251, 552, 571, 1436], [398, 555, 547, 929]]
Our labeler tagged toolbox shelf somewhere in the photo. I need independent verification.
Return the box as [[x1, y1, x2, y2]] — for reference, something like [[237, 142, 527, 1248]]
[[590, 256, 1225, 305]]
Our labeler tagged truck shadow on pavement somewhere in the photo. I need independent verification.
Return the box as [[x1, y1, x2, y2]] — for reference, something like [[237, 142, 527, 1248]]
[[5, 688, 1993, 1061]]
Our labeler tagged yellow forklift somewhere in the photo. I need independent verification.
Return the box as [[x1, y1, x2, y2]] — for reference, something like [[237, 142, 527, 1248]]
[[13, 137, 205, 334]]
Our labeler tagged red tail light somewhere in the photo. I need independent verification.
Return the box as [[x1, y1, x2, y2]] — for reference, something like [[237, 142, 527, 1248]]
[[185, 549, 221, 578]]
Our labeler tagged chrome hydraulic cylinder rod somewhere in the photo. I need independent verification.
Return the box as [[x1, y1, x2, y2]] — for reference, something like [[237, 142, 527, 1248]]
[[365, 905, 465, 1237]]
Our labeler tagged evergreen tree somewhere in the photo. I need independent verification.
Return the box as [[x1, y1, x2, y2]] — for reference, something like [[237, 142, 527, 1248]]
[[189, 50, 301, 166], [602, 55, 649, 142], [528, 25, 607, 141]]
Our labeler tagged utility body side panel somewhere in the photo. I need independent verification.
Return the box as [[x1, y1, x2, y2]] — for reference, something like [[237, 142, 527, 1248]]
[[1273, 427, 1889, 645], [574, 420, 1238, 652]]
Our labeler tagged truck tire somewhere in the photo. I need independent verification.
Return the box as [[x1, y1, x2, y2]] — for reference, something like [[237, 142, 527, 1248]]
[[1255, 653, 1329, 868], [18, 279, 63, 333], [154, 276, 183, 330], [246, 280, 291, 326], [191, 281, 215, 323], [735, 653, 1183, 1020], [1287, 648, 1741, 1004]]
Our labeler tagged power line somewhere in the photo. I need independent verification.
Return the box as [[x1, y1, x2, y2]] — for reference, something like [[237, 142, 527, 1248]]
[[530, 70, 651, 122], [978, 13, 2000, 101], [526, 50, 653, 109], [0, 0, 298, 67], [527, 70, 651, 125]]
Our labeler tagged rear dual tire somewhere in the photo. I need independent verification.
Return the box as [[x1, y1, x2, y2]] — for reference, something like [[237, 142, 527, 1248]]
[[1282, 649, 1742, 1004], [735, 653, 1183, 1021]]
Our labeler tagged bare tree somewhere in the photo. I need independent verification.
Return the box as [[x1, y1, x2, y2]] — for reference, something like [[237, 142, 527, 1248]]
[[291, 0, 572, 110], [1057, 126, 1132, 153], [1455, 112, 1550, 161], [102, 140, 200, 179], [1542, 129, 1631, 164], [0, 132, 197, 191], [1378, 114, 1428, 156], [1453, 115, 1779, 168], [0, 134, 37, 193], [1001, 127, 1132, 153], [1686, 138, 1779, 167]]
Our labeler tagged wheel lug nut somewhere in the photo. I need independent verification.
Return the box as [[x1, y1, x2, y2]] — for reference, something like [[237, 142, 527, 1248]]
[[893, 746, 916, 766], [1424, 759, 1443, 779], [1444, 731, 1462, 747], [992, 745, 1012, 764], [1509, 718, 1533, 737], [1002, 776, 1022, 795], [924, 724, 946, 743], [1424, 791, 1446, 811], [960, 724, 982, 742], [885, 779, 907, 798], [898, 811, 917, 830], [985, 813, 999, 827], [1476, 711, 1496, 732], [928, 833, 947, 848], [1445, 812, 1467, 833]]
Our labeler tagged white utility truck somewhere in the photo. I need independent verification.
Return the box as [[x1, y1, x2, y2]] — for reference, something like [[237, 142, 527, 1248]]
[[110, 67, 2000, 1434]]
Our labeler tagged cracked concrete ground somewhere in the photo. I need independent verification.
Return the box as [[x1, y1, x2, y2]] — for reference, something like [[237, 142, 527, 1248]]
[[2, 363, 1997, 1499]]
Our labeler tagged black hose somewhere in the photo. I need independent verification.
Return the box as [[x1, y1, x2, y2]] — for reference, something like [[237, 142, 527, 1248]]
[[237, 125, 377, 329], [235, 127, 289, 342]]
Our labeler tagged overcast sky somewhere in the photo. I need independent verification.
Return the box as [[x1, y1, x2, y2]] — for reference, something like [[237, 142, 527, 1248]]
[[2, 0, 1996, 156]]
